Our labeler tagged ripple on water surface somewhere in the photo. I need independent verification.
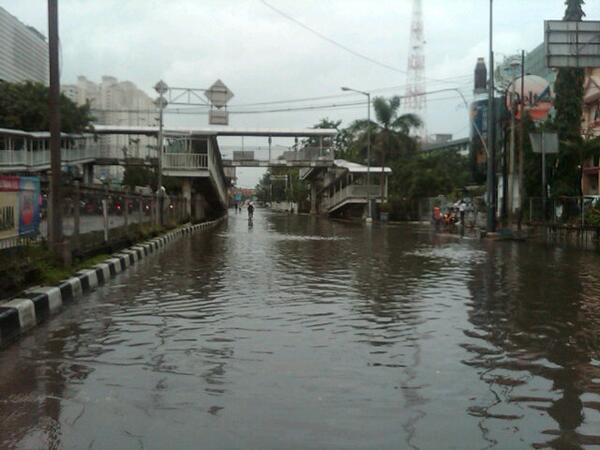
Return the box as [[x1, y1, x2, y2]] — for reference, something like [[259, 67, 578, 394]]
[[1, 215, 600, 449]]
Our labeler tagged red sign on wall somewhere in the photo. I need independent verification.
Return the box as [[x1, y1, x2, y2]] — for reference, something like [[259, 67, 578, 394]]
[[0, 175, 19, 192]]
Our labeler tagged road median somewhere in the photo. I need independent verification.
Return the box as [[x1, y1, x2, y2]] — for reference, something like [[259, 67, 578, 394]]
[[0, 216, 226, 348]]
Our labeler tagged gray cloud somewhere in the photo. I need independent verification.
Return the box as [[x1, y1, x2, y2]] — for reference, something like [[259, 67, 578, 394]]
[[2, 0, 597, 186]]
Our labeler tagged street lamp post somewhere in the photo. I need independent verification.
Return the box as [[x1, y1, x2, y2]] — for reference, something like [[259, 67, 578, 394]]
[[342, 86, 372, 222], [154, 80, 168, 227]]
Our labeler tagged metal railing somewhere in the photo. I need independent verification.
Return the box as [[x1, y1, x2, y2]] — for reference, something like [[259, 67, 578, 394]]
[[525, 197, 591, 226], [162, 152, 208, 169], [220, 145, 334, 163], [322, 184, 381, 211], [0, 147, 99, 167], [283, 146, 334, 162], [0, 183, 193, 252], [161, 149, 227, 207], [207, 147, 228, 207]]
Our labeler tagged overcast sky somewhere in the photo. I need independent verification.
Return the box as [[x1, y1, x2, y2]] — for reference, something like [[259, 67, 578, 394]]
[[2, 0, 598, 187]]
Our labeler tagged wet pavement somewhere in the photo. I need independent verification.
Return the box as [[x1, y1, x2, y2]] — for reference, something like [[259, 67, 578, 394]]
[[1, 210, 599, 449]]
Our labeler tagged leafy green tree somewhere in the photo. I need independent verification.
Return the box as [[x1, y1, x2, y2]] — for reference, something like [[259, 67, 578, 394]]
[[122, 165, 157, 191], [0, 81, 93, 132], [303, 118, 351, 158], [552, 0, 586, 196], [349, 96, 422, 201], [255, 167, 308, 208], [564, 0, 585, 20], [255, 172, 271, 204]]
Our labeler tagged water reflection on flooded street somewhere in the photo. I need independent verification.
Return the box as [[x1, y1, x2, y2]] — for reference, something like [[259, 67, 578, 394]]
[[1, 211, 599, 449]]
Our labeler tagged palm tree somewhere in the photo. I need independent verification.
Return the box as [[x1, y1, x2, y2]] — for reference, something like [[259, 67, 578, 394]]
[[373, 96, 422, 202], [348, 96, 422, 206]]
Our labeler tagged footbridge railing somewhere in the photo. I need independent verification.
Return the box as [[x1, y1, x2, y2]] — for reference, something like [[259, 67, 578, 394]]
[[321, 184, 382, 213], [207, 146, 228, 207], [0, 146, 99, 170], [162, 153, 208, 170]]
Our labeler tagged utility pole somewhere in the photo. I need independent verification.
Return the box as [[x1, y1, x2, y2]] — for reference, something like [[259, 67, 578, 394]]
[[48, 0, 63, 251], [154, 80, 168, 227], [366, 92, 372, 222], [486, 0, 496, 232], [508, 59, 518, 225], [518, 50, 525, 230], [341, 87, 372, 222]]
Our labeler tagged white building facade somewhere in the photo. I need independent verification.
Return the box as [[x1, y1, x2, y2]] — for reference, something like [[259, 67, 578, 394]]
[[0, 6, 49, 84], [61, 76, 158, 182]]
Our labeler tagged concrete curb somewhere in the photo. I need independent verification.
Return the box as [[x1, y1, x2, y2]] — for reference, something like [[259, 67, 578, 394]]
[[0, 217, 226, 348]]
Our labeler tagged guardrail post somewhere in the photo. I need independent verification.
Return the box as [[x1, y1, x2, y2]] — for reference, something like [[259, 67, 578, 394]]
[[102, 198, 109, 242], [529, 198, 533, 223], [124, 194, 129, 228], [152, 197, 157, 227], [72, 180, 80, 252], [138, 194, 143, 224]]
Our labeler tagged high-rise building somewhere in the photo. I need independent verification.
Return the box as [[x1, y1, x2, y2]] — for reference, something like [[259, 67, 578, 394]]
[[61, 76, 158, 182], [0, 6, 49, 85], [525, 43, 557, 86]]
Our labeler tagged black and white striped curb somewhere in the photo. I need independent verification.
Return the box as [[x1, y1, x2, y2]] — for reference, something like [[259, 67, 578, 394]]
[[0, 217, 225, 348]]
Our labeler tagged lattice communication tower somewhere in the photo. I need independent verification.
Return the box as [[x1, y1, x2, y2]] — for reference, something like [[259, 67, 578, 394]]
[[404, 0, 427, 137]]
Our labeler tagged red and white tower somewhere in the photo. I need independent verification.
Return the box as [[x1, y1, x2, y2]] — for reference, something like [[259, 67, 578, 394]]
[[404, 0, 427, 140]]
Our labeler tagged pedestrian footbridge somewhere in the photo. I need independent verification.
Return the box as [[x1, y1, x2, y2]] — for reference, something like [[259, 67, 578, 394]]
[[301, 160, 391, 217], [0, 125, 338, 212]]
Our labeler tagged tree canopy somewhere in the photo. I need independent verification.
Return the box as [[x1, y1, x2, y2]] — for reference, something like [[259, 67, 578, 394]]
[[564, 0, 585, 21], [347, 96, 422, 201], [552, 0, 586, 196], [256, 111, 471, 218], [0, 80, 93, 133]]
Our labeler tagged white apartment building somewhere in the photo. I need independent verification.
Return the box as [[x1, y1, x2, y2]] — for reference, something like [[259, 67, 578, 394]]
[[62, 76, 158, 182], [0, 6, 49, 84]]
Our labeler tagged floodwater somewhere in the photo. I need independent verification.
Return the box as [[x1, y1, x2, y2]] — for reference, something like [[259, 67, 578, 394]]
[[1, 211, 599, 450]]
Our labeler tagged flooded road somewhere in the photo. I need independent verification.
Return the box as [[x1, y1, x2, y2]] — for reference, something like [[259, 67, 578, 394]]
[[1, 211, 600, 449]]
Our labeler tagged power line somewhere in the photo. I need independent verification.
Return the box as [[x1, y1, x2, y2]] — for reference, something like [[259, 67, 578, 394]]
[[91, 94, 473, 116], [229, 76, 472, 108], [166, 92, 473, 115], [91, 87, 473, 116], [259, 0, 470, 85]]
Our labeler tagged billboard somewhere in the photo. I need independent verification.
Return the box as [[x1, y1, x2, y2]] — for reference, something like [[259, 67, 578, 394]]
[[18, 177, 40, 236], [545, 20, 600, 68], [0, 176, 19, 241], [506, 75, 553, 121], [0, 175, 40, 241], [470, 99, 488, 141]]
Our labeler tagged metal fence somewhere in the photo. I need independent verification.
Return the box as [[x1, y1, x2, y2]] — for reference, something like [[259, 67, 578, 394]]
[[1, 185, 189, 253], [0, 234, 37, 251], [524, 197, 593, 226]]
